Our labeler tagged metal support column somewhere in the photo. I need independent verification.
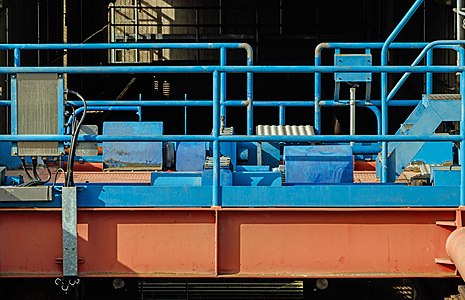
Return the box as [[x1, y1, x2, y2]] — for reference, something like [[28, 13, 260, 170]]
[[62, 187, 78, 277]]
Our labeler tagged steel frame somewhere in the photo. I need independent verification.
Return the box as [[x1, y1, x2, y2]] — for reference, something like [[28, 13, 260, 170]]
[[0, 207, 461, 278]]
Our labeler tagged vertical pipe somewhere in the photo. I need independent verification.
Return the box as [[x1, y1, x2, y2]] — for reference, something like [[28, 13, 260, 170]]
[[246, 46, 254, 135], [184, 93, 188, 135], [314, 48, 322, 135], [460, 71, 465, 206], [220, 47, 227, 124], [279, 105, 285, 126], [458, 0, 464, 40], [212, 71, 220, 207], [350, 87, 356, 137], [138, 93, 142, 122], [380, 0, 424, 183], [13, 48, 20, 67], [37, 0, 40, 65], [110, 4, 115, 63], [134, 1, 139, 62], [426, 50, 433, 94]]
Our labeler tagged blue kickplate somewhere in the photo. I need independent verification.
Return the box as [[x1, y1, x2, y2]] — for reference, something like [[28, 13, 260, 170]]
[[284, 145, 353, 184], [176, 142, 206, 171], [103, 122, 163, 170]]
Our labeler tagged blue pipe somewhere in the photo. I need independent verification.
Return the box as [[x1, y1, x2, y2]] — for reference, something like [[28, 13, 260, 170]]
[[313, 42, 465, 134], [366, 106, 382, 135], [388, 43, 465, 101], [314, 47, 322, 134], [0, 65, 465, 74], [0, 134, 460, 143], [245, 44, 254, 135], [212, 71, 221, 207], [461, 71, 465, 206], [279, 105, 285, 126], [380, 0, 425, 183], [220, 47, 227, 124], [3, 42, 252, 50], [426, 50, 433, 94], [0, 99, 423, 107], [66, 106, 139, 134]]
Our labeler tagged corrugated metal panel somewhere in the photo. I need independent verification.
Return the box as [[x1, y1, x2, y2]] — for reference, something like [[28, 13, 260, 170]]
[[16, 73, 59, 156], [256, 125, 315, 136]]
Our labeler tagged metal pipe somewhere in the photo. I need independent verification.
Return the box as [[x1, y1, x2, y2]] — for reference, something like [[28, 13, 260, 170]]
[[0, 134, 460, 143], [66, 106, 139, 134], [279, 105, 285, 126], [426, 50, 433, 94], [446, 228, 465, 281], [381, 0, 425, 183], [458, 0, 464, 40], [350, 87, 356, 139], [461, 70, 465, 206], [244, 43, 254, 135], [212, 71, 220, 207], [2, 42, 253, 50], [0, 99, 426, 107], [0, 65, 464, 74], [220, 47, 227, 124], [388, 42, 465, 102], [314, 45, 322, 134]]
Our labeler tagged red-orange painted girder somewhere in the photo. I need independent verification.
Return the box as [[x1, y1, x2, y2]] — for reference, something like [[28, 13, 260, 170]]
[[0, 208, 460, 278]]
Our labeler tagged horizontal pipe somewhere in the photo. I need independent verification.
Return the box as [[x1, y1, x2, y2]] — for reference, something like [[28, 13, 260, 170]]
[[1, 43, 251, 50], [0, 99, 423, 107], [2, 65, 465, 74], [0, 134, 461, 143], [66, 106, 139, 134]]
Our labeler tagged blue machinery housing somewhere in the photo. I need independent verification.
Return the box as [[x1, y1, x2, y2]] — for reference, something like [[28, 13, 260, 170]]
[[1, 0, 465, 209]]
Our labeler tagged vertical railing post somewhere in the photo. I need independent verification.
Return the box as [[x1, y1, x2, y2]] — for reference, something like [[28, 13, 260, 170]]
[[426, 49, 433, 94], [212, 70, 221, 207], [314, 47, 322, 135], [13, 48, 20, 67], [460, 70, 465, 206], [246, 45, 254, 135], [279, 105, 285, 126], [220, 47, 227, 124]]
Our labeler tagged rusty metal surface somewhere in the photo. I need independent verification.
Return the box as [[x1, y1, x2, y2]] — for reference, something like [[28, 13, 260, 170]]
[[0, 208, 459, 278]]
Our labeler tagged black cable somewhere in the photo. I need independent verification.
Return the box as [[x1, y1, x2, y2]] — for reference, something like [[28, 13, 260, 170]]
[[20, 157, 35, 181], [64, 89, 87, 187]]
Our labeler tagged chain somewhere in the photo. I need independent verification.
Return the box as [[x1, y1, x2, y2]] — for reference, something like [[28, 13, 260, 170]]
[[55, 277, 80, 294]]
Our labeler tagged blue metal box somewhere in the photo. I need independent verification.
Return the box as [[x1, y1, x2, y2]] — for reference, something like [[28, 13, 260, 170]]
[[103, 122, 163, 170], [284, 145, 353, 184], [176, 142, 206, 171]]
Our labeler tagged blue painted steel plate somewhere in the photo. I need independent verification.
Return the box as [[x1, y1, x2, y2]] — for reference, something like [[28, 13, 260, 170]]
[[334, 54, 372, 83], [176, 142, 206, 171], [103, 122, 163, 170], [284, 145, 353, 184]]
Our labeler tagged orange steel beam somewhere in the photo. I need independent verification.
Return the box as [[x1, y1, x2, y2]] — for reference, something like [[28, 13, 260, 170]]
[[0, 208, 460, 278]]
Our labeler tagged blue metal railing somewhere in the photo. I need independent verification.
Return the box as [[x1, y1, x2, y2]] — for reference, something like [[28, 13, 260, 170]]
[[0, 37, 464, 206]]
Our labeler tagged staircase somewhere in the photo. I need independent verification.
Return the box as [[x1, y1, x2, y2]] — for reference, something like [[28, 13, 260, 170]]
[[387, 94, 460, 182]]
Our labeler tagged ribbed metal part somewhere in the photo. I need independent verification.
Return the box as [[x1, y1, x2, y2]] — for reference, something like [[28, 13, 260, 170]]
[[256, 125, 315, 136], [16, 74, 60, 156], [138, 281, 304, 300], [426, 94, 461, 100]]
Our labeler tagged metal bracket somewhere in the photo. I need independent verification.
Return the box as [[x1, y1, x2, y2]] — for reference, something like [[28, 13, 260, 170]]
[[62, 187, 78, 277], [0, 186, 53, 202]]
